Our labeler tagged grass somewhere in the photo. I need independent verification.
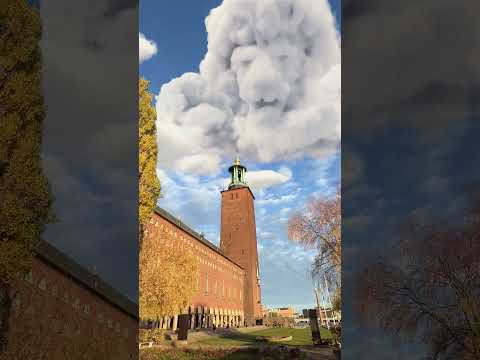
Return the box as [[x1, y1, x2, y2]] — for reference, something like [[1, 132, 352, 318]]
[[139, 327, 333, 359], [195, 327, 332, 347], [140, 347, 310, 360]]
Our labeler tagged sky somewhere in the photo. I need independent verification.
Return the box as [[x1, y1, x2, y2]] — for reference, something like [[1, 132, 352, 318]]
[[341, 1, 480, 358], [40, 0, 139, 301], [140, 0, 341, 312]]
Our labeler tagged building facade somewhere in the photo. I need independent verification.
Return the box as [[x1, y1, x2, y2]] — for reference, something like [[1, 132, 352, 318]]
[[317, 306, 341, 327], [6, 240, 138, 359], [144, 208, 247, 330], [143, 158, 263, 329], [269, 307, 295, 318]]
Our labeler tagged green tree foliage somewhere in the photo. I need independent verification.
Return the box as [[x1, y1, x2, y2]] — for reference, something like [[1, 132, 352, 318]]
[[0, 0, 54, 350], [139, 77, 161, 242]]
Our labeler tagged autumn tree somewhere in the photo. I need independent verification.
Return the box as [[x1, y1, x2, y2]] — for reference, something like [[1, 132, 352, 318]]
[[288, 189, 341, 309], [138, 77, 198, 327], [0, 0, 54, 351], [139, 77, 161, 245], [139, 232, 198, 321], [356, 201, 480, 360]]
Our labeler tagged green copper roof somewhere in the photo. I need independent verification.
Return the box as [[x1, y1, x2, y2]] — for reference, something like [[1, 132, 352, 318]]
[[228, 156, 248, 189]]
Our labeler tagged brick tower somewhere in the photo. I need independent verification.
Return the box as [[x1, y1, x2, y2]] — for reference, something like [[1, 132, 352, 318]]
[[220, 157, 262, 326]]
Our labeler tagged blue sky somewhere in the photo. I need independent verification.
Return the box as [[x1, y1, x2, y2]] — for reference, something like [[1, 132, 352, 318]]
[[140, 0, 340, 95], [140, 0, 341, 312]]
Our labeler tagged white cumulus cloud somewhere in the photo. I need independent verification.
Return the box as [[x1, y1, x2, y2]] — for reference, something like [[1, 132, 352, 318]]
[[246, 167, 292, 190], [156, 0, 340, 174], [139, 32, 157, 63]]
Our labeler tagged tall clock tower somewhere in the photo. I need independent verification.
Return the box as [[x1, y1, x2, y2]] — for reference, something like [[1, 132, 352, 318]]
[[220, 157, 262, 326]]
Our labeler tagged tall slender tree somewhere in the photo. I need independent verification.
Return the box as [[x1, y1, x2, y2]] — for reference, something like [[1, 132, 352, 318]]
[[0, 0, 54, 351], [139, 77, 161, 244], [138, 77, 198, 327]]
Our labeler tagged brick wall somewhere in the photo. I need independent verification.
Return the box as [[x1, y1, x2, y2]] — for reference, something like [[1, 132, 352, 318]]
[[6, 254, 137, 359], [144, 209, 247, 329], [220, 186, 262, 325]]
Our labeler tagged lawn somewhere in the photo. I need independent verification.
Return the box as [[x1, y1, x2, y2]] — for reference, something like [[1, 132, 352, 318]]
[[140, 347, 311, 360], [139, 328, 333, 360], [194, 327, 332, 347]]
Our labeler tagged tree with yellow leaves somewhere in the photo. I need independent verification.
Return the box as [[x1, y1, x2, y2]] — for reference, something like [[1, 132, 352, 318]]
[[138, 77, 198, 326], [0, 0, 54, 351], [139, 234, 198, 321], [139, 77, 161, 245]]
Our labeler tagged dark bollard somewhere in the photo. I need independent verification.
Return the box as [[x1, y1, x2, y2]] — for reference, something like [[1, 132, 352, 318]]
[[177, 314, 190, 341], [308, 309, 322, 345]]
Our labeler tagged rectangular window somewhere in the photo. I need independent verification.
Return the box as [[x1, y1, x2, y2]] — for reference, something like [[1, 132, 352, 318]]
[[205, 273, 209, 294]]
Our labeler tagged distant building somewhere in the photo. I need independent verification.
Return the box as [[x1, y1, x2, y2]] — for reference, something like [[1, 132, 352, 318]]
[[263, 306, 295, 318], [317, 307, 341, 326], [275, 307, 295, 318]]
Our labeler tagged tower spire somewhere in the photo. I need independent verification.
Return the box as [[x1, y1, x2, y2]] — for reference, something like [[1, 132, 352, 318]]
[[228, 156, 247, 189]]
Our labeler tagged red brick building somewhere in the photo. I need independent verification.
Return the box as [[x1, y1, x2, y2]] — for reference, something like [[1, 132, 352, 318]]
[[6, 240, 138, 359], [144, 158, 263, 329], [220, 158, 263, 325], [145, 208, 247, 330]]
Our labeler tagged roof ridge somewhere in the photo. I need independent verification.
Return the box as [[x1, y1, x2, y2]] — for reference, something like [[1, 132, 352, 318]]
[[154, 207, 245, 271], [35, 240, 138, 319]]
